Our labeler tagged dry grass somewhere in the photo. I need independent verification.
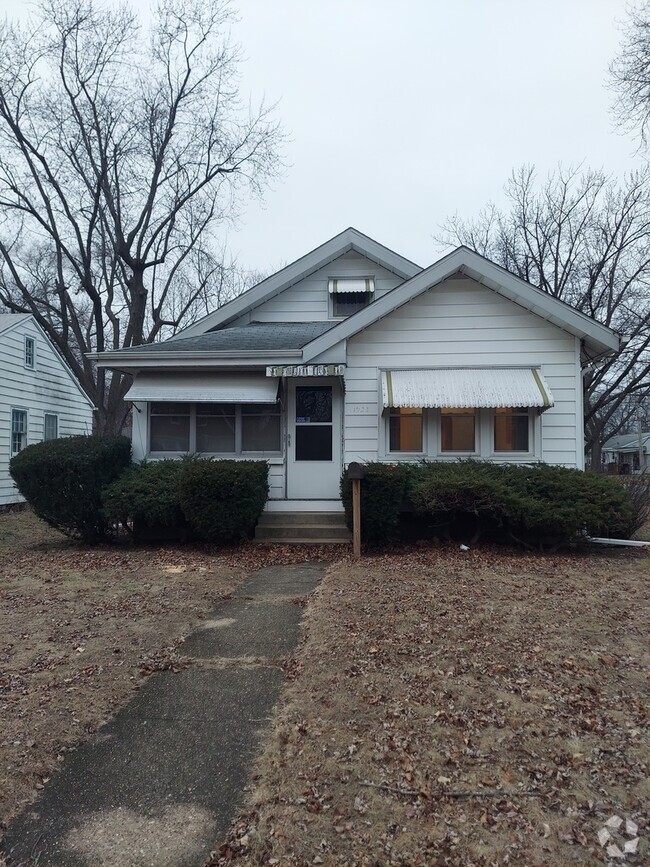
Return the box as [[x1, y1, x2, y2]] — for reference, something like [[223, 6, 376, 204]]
[[211, 544, 649, 866], [0, 510, 250, 841]]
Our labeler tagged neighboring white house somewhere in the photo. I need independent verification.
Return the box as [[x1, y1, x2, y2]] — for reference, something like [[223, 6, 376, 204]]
[[0, 314, 94, 506], [92, 228, 621, 512], [602, 432, 649, 474]]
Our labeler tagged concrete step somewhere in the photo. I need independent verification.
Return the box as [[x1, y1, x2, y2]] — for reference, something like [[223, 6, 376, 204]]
[[254, 511, 351, 544]]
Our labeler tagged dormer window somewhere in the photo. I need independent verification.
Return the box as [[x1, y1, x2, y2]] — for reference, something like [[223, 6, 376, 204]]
[[329, 277, 374, 317]]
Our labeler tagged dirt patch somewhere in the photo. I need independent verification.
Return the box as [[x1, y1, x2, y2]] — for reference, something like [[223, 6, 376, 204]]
[[210, 544, 649, 866]]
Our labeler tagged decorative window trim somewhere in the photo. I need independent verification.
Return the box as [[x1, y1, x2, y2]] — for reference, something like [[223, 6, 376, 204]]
[[24, 336, 35, 370], [148, 402, 282, 457]]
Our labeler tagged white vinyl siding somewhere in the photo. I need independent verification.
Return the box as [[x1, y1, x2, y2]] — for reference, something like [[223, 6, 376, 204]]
[[232, 251, 403, 324], [0, 318, 93, 505], [343, 277, 581, 469]]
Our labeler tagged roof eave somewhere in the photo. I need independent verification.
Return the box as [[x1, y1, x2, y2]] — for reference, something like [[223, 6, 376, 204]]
[[91, 349, 303, 369]]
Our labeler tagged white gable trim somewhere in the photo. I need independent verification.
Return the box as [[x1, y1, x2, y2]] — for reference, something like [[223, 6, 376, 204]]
[[174, 227, 421, 339], [302, 247, 620, 362]]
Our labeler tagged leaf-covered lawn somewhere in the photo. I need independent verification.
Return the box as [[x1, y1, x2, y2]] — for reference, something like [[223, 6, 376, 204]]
[[211, 545, 649, 866], [0, 510, 336, 850]]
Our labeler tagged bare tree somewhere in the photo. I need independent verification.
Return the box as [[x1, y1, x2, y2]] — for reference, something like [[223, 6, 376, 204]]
[[438, 166, 650, 464], [610, 1, 650, 148], [0, 0, 283, 433]]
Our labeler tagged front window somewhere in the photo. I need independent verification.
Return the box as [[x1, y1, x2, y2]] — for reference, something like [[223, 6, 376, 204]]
[[44, 413, 58, 441], [494, 407, 529, 452], [150, 403, 190, 452], [242, 403, 281, 452], [441, 408, 476, 452], [196, 404, 236, 452], [389, 407, 423, 452], [11, 409, 27, 454], [24, 337, 35, 369]]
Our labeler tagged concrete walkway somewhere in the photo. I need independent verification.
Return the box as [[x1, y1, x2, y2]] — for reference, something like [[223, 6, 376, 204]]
[[4, 563, 326, 867]]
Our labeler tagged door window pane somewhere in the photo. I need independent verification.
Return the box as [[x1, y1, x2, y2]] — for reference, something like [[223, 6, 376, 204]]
[[196, 404, 235, 452], [441, 408, 476, 452], [389, 407, 423, 452], [242, 404, 281, 452], [296, 386, 332, 423], [296, 425, 333, 461], [494, 407, 529, 451], [150, 403, 190, 451]]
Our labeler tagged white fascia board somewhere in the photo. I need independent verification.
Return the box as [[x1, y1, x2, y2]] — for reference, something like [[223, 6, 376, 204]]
[[174, 228, 422, 339], [92, 350, 302, 370], [302, 247, 620, 361]]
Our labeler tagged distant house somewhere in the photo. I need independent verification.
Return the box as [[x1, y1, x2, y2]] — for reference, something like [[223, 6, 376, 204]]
[[0, 314, 94, 506], [92, 227, 621, 514], [602, 432, 650, 474]]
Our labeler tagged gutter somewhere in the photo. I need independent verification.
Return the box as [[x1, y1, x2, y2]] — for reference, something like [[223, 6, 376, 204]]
[[90, 349, 303, 367]]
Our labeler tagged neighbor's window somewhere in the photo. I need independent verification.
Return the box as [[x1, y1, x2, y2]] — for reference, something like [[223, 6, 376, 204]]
[[150, 403, 190, 452], [494, 406, 529, 452], [242, 403, 281, 452], [24, 337, 35, 369], [389, 407, 423, 452], [441, 408, 476, 452], [44, 413, 58, 441], [11, 409, 27, 454], [196, 404, 235, 453]]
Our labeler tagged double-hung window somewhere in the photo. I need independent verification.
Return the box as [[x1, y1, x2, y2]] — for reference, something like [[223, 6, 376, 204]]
[[389, 407, 424, 452], [44, 413, 58, 441], [441, 408, 477, 452], [150, 403, 191, 452], [494, 407, 530, 452], [24, 337, 35, 369], [11, 409, 27, 454]]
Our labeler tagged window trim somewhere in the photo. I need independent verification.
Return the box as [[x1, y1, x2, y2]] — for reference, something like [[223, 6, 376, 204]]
[[44, 412, 59, 441], [148, 402, 283, 457], [10, 407, 28, 456], [24, 336, 35, 370]]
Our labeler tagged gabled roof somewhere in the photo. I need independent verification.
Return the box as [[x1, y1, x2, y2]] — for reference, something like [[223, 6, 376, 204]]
[[302, 246, 620, 361], [604, 432, 650, 451], [174, 227, 422, 339], [0, 313, 31, 335], [105, 322, 336, 357]]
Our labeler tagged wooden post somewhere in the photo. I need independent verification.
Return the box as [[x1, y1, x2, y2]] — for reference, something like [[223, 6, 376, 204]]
[[352, 477, 361, 560]]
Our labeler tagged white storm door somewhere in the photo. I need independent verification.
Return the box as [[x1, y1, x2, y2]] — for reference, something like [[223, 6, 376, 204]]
[[287, 381, 342, 499]]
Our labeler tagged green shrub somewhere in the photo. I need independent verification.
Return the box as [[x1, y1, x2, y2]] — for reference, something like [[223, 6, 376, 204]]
[[341, 462, 413, 544], [102, 460, 186, 538], [9, 435, 131, 541], [179, 460, 269, 542]]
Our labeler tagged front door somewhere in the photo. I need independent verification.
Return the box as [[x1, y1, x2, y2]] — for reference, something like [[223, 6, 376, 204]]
[[287, 380, 342, 499]]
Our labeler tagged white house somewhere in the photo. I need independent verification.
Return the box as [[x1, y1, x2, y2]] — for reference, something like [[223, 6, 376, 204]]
[[0, 314, 94, 506], [602, 431, 649, 474], [93, 228, 620, 518]]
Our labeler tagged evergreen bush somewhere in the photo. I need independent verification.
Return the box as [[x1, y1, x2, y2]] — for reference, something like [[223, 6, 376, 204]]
[[341, 462, 413, 544], [9, 435, 131, 541], [102, 459, 186, 538], [179, 459, 269, 542]]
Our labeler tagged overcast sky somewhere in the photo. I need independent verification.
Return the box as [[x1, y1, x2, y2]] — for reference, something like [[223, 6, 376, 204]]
[[0, 0, 643, 273]]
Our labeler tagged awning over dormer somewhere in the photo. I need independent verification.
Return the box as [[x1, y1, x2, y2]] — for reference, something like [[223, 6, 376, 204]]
[[328, 278, 375, 294], [381, 368, 554, 410]]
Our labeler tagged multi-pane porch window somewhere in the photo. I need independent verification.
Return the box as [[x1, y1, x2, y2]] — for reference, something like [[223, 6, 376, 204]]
[[441, 408, 476, 452], [11, 409, 27, 454], [149, 402, 281, 454], [494, 407, 529, 452]]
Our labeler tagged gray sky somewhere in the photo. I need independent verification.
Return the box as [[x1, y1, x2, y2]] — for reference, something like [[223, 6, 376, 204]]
[[0, 0, 643, 272]]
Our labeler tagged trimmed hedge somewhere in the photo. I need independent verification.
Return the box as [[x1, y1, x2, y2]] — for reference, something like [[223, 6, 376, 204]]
[[102, 459, 186, 539], [179, 459, 269, 542], [9, 435, 131, 541], [342, 460, 635, 550]]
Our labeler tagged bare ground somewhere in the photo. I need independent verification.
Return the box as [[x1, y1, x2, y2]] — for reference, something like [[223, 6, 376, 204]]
[[0, 510, 338, 857], [209, 544, 649, 866]]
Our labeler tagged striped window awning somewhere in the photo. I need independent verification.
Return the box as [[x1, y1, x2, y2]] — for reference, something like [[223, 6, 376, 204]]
[[328, 278, 375, 294], [381, 368, 554, 410], [126, 373, 279, 403], [266, 364, 345, 377]]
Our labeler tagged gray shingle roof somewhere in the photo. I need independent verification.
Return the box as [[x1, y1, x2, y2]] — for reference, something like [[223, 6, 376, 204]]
[[119, 321, 337, 354]]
